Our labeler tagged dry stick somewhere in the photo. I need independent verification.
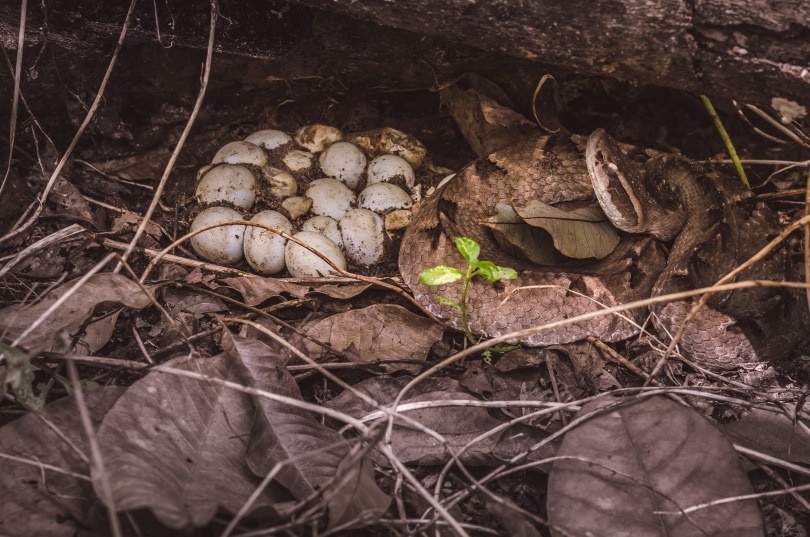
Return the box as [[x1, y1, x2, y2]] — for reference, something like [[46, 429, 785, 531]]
[[1, 0, 27, 197], [646, 212, 810, 383], [805, 167, 810, 312], [0, 223, 85, 278], [744, 103, 810, 148], [65, 358, 122, 537], [0, 0, 139, 246], [120, 2, 218, 274]]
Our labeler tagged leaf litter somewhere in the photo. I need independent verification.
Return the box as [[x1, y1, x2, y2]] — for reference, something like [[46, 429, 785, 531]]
[[0, 38, 808, 537]]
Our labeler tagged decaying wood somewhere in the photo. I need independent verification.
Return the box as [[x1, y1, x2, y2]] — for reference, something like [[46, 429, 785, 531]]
[[1, 0, 807, 113]]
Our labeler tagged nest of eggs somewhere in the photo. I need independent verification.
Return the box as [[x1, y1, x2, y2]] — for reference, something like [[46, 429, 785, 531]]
[[189, 125, 452, 277]]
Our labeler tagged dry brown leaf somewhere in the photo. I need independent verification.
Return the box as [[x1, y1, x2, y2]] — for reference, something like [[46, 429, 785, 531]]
[[0, 387, 126, 537], [0, 273, 153, 351], [222, 275, 309, 305], [547, 396, 764, 536], [303, 304, 442, 374]]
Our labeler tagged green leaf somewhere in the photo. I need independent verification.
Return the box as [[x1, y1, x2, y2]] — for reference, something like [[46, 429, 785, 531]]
[[419, 266, 464, 286], [454, 237, 480, 264], [472, 260, 518, 283]]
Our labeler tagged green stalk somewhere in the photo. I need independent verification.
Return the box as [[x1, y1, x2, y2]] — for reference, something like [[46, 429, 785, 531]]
[[459, 264, 477, 346], [700, 94, 750, 188]]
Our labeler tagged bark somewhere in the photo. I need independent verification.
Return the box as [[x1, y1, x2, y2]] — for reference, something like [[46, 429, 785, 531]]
[[1, 0, 807, 119], [292, 0, 810, 110]]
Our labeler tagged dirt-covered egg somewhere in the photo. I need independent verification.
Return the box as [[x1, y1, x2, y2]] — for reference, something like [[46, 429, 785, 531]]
[[339, 209, 385, 266], [366, 154, 415, 188], [265, 167, 298, 199], [195, 164, 256, 210], [244, 129, 292, 150], [306, 178, 356, 220], [358, 183, 413, 213], [282, 149, 314, 172], [319, 142, 367, 190], [189, 206, 246, 265], [294, 124, 342, 152], [281, 196, 313, 220], [285, 231, 346, 277], [301, 215, 343, 247], [243, 210, 293, 275], [211, 141, 268, 168]]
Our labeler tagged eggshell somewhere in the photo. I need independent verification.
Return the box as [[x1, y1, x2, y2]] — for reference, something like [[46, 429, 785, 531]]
[[195, 164, 256, 210], [358, 183, 413, 213], [294, 124, 342, 152], [212, 141, 268, 167], [339, 209, 385, 266], [367, 154, 415, 187], [282, 149, 314, 172], [319, 142, 367, 190], [244, 129, 292, 150], [285, 231, 346, 277], [189, 207, 245, 265], [243, 211, 293, 275], [306, 178, 356, 220], [301, 216, 343, 247]]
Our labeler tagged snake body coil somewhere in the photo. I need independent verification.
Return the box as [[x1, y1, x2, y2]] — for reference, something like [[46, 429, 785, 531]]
[[399, 130, 807, 368]]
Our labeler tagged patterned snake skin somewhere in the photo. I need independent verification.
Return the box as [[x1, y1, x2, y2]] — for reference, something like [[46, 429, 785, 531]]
[[399, 130, 807, 368]]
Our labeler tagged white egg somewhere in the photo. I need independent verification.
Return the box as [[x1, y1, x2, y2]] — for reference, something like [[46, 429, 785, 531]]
[[358, 183, 413, 213], [281, 196, 313, 220], [285, 231, 346, 277], [339, 209, 385, 266], [306, 178, 356, 220], [244, 129, 292, 150], [294, 124, 342, 152], [319, 142, 367, 190], [366, 154, 415, 187], [212, 141, 268, 167], [195, 164, 256, 210], [243, 211, 293, 275], [265, 167, 298, 198], [189, 207, 246, 265], [282, 149, 314, 172], [301, 216, 343, 247]]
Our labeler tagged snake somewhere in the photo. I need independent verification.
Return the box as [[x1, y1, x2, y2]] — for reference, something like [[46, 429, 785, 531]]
[[398, 129, 807, 368]]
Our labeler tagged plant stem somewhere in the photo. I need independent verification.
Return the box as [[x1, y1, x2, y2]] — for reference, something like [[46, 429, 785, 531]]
[[460, 264, 477, 345], [700, 94, 750, 188]]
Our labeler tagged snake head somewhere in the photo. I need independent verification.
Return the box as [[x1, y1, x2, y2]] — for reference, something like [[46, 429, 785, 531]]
[[586, 129, 685, 241]]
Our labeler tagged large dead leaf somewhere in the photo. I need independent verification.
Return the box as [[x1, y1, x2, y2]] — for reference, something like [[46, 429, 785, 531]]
[[0, 387, 125, 537], [547, 396, 764, 536], [224, 333, 343, 489], [0, 273, 152, 351], [439, 74, 538, 157], [92, 353, 291, 529], [721, 407, 810, 464], [303, 304, 442, 374], [511, 200, 620, 260]]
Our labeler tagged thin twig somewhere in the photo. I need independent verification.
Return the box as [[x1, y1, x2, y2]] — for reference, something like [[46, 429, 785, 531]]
[[0, 0, 139, 246], [1, 0, 27, 199], [119, 1, 218, 272]]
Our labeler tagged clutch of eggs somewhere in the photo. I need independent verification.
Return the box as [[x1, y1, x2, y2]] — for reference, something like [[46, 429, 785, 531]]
[[190, 125, 441, 277]]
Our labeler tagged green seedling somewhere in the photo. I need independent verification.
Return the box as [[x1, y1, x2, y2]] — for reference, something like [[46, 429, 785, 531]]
[[418, 237, 518, 347]]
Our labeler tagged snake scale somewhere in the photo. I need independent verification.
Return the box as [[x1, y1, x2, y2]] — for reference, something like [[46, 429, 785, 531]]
[[399, 130, 808, 368]]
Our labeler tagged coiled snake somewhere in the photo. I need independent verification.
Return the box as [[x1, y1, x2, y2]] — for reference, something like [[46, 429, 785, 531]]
[[399, 130, 807, 368]]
